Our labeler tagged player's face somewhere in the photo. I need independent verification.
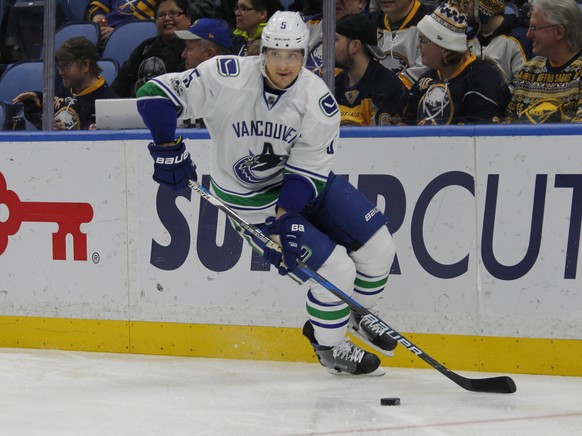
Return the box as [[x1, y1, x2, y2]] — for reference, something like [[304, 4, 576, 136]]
[[526, 7, 560, 59], [418, 34, 441, 70], [379, 0, 414, 21], [57, 59, 87, 89], [264, 48, 304, 89], [182, 39, 214, 69], [156, 0, 192, 41], [334, 34, 355, 69], [335, 0, 367, 20]]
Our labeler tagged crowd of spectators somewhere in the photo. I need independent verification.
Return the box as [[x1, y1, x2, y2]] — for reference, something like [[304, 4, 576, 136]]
[[0, 0, 580, 130]]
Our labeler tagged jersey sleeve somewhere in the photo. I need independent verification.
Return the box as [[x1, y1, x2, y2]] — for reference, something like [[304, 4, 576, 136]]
[[284, 77, 340, 198]]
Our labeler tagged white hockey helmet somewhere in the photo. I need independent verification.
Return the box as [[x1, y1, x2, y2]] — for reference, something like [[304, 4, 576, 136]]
[[261, 11, 309, 53]]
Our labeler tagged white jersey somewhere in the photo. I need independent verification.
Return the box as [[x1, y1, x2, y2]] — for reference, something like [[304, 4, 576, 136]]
[[469, 35, 528, 88], [150, 55, 340, 223]]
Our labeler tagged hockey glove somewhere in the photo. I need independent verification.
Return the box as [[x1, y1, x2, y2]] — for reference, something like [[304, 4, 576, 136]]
[[263, 217, 287, 275], [273, 211, 306, 272], [148, 138, 197, 191]]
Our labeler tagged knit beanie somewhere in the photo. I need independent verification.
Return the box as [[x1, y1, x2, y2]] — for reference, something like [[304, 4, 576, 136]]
[[479, 0, 505, 17], [417, 0, 469, 52]]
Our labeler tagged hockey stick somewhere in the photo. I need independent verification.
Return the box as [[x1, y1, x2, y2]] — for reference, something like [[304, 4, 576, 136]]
[[188, 179, 517, 394]]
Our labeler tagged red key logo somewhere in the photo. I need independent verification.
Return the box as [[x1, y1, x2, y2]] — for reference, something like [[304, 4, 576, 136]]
[[0, 172, 94, 261]]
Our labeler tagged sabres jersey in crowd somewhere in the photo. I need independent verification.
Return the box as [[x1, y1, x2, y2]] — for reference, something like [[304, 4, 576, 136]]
[[54, 76, 118, 130], [506, 52, 582, 123], [335, 60, 407, 126], [371, 0, 434, 89], [402, 54, 510, 125], [468, 15, 533, 88], [88, 0, 156, 27], [137, 56, 340, 223], [305, 15, 325, 76]]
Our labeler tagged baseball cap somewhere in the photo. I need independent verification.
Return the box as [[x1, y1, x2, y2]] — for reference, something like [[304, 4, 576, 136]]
[[335, 14, 386, 61], [174, 18, 232, 50], [55, 36, 100, 62]]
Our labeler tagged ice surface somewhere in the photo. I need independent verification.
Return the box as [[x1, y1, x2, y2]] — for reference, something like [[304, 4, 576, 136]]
[[0, 349, 581, 435]]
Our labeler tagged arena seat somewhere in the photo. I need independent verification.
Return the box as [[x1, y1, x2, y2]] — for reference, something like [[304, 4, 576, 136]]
[[98, 58, 119, 85], [41, 21, 100, 57], [101, 20, 158, 68], [0, 59, 43, 102]]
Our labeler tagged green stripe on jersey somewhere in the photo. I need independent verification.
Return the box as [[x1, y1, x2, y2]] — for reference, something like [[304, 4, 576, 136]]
[[136, 81, 168, 98], [211, 179, 280, 208]]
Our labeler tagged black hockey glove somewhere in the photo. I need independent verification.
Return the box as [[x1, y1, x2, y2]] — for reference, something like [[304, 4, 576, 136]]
[[148, 137, 197, 191]]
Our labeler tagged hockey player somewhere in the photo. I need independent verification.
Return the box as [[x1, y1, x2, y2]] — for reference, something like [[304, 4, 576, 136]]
[[136, 11, 397, 376]]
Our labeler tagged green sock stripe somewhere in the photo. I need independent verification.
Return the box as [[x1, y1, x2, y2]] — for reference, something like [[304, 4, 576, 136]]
[[354, 276, 388, 289], [306, 304, 350, 321]]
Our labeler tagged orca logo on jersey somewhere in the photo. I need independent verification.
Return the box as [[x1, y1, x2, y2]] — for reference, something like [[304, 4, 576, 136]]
[[234, 143, 288, 185], [218, 57, 240, 77], [319, 94, 339, 117]]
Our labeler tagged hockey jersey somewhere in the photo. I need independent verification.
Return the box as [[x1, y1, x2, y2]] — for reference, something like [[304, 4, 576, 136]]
[[403, 54, 510, 125], [139, 56, 340, 223], [506, 51, 582, 123], [88, 0, 156, 27], [371, 0, 434, 89], [335, 59, 407, 126], [468, 16, 532, 88]]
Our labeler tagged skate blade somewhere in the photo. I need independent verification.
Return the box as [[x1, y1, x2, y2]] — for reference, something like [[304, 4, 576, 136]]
[[327, 366, 386, 377], [347, 326, 395, 358]]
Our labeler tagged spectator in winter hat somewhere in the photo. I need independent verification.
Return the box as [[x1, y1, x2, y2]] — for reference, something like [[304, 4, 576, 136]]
[[466, 0, 532, 88], [402, 0, 510, 125]]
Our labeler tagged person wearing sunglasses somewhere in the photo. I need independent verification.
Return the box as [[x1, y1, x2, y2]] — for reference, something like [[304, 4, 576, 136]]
[[506, 0, 582, 123], [232, 0, 283, 56], [401, 0, 510, 125]]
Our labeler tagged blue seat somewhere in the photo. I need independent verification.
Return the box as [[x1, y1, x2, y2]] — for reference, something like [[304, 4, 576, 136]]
[[504, 3, 520, 17], [0, 60, 44, 102], [101, 20, 158, 68], [0, 101, 5, 130], [41, 21, 100, 57], [98, 58, 119, 85], [58, 0, 91, 21]]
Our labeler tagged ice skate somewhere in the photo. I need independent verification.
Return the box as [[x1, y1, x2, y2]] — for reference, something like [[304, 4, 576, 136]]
[[349, 311, 398, 357], [303, 321, 384, 376]]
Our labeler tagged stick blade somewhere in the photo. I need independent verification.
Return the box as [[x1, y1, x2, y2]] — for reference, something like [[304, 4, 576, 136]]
[[460, 375, 517, 394]]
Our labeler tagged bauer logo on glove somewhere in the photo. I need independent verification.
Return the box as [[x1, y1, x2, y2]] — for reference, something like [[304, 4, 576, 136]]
[[148, 138, 198, 191], [154, 149, 190, 165]]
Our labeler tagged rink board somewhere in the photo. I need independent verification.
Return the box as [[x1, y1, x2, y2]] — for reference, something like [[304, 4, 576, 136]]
[[0, 125, 581, 376]]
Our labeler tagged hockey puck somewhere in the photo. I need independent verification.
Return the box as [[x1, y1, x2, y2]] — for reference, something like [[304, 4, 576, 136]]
[[380, 397, 400, 406]]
